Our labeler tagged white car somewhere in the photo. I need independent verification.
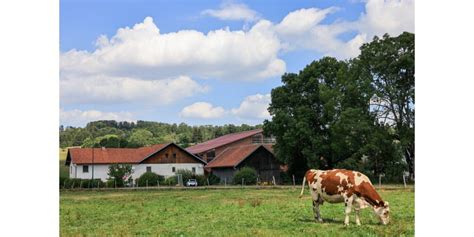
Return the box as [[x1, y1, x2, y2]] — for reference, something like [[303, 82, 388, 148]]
[[186, 179, 198, 187]]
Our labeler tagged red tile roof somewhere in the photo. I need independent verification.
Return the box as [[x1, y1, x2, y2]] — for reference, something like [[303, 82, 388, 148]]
[[186, 129, 263, 154], [67, 143, 206, 165], [205, 144, 273, 168]]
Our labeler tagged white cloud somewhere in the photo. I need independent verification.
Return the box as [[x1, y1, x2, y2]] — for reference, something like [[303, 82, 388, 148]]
[[276, 7, 337, 36], [180, 93, 271, 121], [231, 93, 271, 120], [202, 2, 260, 22], [61, 75, 208, 105], [61, 17, 284, 82], [180, 102, 226, 119], [273, 0, 414, 59], [358, 0, 415, 39], [60, 108, 136, 127]]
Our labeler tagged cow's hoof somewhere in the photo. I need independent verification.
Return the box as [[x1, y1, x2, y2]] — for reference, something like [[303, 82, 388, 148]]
[[318, 219, 323, 223]]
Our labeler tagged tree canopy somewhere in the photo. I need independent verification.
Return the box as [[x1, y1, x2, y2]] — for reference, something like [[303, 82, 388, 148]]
[[264, 32, 414, 181]]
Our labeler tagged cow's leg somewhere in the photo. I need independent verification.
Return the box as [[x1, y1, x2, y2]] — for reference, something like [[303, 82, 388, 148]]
[[310, 188, 323, 222], [312, 198, 323, 222], [354, 206, 361, 226], [344, 195, 354, 226]]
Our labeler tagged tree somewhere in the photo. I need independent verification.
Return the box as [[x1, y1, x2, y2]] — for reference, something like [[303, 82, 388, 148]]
[[107, 164, 133, 187], [264, 57, 354, 177], [359, 32, 415, 179], [127, 129, 157, 147]]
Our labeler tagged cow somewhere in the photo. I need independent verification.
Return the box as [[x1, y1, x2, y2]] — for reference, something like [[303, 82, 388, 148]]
[[299, 169, 390, 226]]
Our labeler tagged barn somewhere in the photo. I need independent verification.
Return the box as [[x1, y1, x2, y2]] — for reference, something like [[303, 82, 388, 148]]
[[186, 129, 284, 183], [65, 143, 207, 181]]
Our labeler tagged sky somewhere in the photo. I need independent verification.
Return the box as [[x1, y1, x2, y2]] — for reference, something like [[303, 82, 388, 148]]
[[60, 0, 414, 127]]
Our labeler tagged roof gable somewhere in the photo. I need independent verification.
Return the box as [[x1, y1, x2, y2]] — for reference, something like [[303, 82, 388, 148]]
[[186, 129, 263, 154], [66, 143, 206, 165]]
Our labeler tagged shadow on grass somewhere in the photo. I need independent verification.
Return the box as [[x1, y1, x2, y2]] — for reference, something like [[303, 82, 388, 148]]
[[297, 217, 381, 226]]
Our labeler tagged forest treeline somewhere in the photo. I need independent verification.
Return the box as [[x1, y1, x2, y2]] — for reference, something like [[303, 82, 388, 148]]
[[60, 120, 261, 149]]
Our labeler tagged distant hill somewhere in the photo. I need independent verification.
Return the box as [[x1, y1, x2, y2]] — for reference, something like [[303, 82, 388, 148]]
[[60, 120, 262, 149]]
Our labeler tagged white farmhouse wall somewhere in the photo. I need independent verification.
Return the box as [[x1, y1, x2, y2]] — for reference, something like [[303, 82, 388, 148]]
[[69, 163, 204, 181]]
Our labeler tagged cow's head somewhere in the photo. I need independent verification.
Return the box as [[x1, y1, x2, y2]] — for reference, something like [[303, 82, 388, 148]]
[[373, 201, 390, 225]]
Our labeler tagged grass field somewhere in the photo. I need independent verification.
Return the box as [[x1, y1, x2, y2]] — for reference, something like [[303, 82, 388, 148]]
[[60, 186, 414, 236]]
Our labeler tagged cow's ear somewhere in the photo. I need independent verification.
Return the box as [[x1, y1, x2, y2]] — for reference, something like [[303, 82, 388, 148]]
[[384, 201, 389, 207]]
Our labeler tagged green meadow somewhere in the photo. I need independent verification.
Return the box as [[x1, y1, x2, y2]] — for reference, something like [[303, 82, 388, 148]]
[[60, 186, 414, 236]]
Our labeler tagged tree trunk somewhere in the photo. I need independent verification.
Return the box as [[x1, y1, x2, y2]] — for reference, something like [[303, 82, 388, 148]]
[[404, 144, 415, 181]]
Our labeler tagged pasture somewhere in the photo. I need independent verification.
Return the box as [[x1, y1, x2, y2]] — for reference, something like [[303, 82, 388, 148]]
[[60, 186, 414, 236]]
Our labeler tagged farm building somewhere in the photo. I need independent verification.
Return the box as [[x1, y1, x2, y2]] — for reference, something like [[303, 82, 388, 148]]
[[186, 129, 284, 183], [65, 143, 206, 181]]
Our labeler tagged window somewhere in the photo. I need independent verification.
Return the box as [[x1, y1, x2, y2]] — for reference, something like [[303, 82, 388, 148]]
[[206, 150, 215, 159], [173, 153, 176, 158], [172, 167, 176, 172], [146, 166, 152, 172], [83, 165, 89, 173], [165, 153, 169, 158], [192, 167, 196, 174]]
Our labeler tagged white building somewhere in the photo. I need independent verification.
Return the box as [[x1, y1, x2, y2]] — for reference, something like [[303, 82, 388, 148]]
[[65, 143, 207, 181]]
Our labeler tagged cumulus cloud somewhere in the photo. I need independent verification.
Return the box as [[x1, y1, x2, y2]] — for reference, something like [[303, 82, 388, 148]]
[[60, 108, 136, 127], [202, 2, 260, 22], [61, 17, 284, 81], [273, 0, 414, 59], [231, 93, 271, 120], [60, 75, 208, 105], [358, 0, 415, 39], [180, 102, 226, 119], [180, 93, 271, 121]]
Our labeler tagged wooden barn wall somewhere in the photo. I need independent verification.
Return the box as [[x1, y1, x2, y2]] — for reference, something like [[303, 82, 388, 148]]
[[237, 147, 282, 183], [143, 145, 201, 164]]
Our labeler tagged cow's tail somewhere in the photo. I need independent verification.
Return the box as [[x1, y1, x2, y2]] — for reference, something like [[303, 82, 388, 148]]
[[299, 175, 306, 198]]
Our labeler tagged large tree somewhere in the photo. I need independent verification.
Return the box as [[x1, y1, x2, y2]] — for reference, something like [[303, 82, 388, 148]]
[[359, 32, 415, 179], [264, 33, 412, 180], [263, 57, 373, 177]]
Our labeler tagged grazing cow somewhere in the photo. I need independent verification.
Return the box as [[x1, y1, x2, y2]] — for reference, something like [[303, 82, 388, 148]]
[[299, 169, 390, 226]]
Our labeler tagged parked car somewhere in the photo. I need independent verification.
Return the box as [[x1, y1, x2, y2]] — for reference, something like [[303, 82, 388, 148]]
[[186, 179, 198, 187]]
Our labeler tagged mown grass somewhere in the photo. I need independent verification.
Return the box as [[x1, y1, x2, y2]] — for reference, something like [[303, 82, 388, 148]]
[[60, 186, 414, 236]]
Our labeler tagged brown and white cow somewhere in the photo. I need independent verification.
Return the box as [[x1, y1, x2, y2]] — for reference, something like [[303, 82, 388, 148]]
[[299, 169, 390, 226]]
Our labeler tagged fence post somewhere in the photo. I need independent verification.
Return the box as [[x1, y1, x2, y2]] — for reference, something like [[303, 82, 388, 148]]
[[272, 176, 276, 186], [292, 175, 295, 187], [378, 174, 385, 189], [71, 181, 75, 189], [403, 173, 407, 188], [242, 178, 244, 186], [114, 179, 117, 189], [256, 177, 259, 187], [63, 179, 66, 189], [80, 180, 82, 189], [207, 178, 210, 186], [224, 178, 227, 187], [146, 180, 148, 189]]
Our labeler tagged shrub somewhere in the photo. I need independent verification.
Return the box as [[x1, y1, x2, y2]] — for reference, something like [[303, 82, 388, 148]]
[[107, 164, 133, 187], [164, 176, 178, 186], [63, 178, 82, 189], [233, 167, 257, 185], [137, 172, 164, 186], [280, 171, 292, 185], [195, 175, 207, 186], [208, 173, 221, 185], [176, 169, 194, 185], [60, 177, 67, 188]]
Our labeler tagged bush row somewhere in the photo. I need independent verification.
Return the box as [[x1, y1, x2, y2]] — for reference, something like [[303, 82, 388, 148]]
[[60, 178, 105, 189]]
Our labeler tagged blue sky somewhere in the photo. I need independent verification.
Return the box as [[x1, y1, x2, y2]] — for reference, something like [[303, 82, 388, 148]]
[[60, 0, 414, 127]]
